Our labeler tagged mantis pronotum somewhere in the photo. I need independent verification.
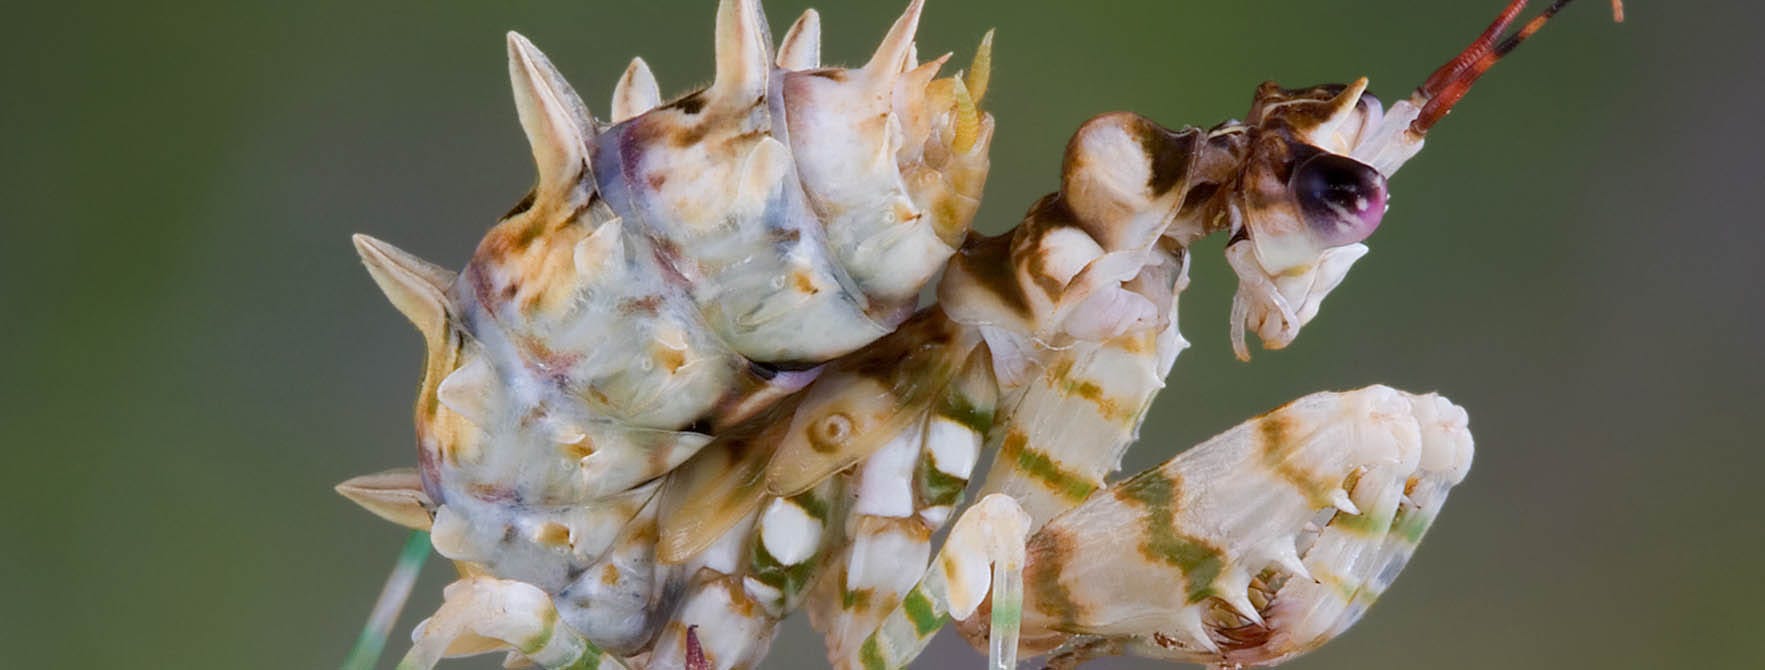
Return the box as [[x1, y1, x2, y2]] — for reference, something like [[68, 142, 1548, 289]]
[[338, 1, 1619, 668]]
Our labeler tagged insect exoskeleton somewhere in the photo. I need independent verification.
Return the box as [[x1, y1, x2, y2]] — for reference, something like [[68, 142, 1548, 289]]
[[340, 0, 993, 661], [339, 1, 1615, 669]]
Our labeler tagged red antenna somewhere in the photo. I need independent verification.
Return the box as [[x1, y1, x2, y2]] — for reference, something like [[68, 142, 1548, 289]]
[[1411, 0, 1623, 133]]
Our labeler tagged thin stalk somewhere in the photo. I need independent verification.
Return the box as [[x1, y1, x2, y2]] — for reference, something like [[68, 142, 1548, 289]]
[[342, 531, 433, 670]]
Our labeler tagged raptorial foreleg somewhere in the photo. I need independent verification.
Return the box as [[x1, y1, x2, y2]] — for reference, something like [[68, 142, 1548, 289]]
[[965, 385, 1473, 668]]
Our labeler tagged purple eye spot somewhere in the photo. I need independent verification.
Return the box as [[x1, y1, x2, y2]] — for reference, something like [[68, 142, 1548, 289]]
[[1291, 152, 1388, 246]]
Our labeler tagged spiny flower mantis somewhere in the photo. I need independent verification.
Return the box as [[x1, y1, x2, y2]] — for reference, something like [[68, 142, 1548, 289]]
[[338, 1, 1619, 668]]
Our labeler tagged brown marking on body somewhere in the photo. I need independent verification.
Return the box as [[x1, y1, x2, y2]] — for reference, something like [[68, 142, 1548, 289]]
[[1045, 358, 1130, 422], [1044, 358, 1075, 384], [630, 518, 661, 545], [536, 522, 571, 548], [1258, 410, 1332, 505], [666, 91, 707, 115], [1067, 378, 1128, 422], [501, 189, 538, 220], [725, 128, 768, 153], [1016, 197, 1090, 300], [506, 217, 548, 253], [952, 230, 1031, 318], [469, 483, 518, 503], [654, 343, 687, 373], [791, 268, 818, 295], [843, 587, 872, 611], [769, 227, 802, 245], [620, 295, 664, 316], [1116, 331, 1153, 356], [1024, 526, 1089, 626], [1340, 466, 1366, 500], [671, 118, 713, 148], [562, 437, 596, 461], [1024, 237, 1074, 300], [893, 201, 921, 226], [727, 580, 759, 618], [1177, 182, 1221, 218], [600, 562, 622, 586], [1142, 123, 1202, 196]]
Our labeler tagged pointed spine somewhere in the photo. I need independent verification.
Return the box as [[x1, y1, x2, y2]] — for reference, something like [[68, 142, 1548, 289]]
[[336, 469, 434, 530], [352, 234, 454, 348], [776, 9, 821, 70], [611, 57, 661, 122], [506, 32, 593, 199], [436, 356, 496, 429], [864, 0, 925, 81], [709, 0, 771, 106]]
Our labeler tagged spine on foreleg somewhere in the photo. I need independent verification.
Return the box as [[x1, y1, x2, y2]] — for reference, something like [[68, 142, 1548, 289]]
[[970, 387, 1472, 667]]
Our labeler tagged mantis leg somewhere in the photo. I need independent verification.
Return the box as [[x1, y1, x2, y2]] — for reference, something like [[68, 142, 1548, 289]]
[[396, 577, 626, 670], [841, 493, 1030, 670], [646, 481, 842, 670], [995, 386, 1473, 667]]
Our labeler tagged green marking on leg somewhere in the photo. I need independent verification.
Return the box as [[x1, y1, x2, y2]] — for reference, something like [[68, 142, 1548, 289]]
[[749, 537, 823, 601], [1259, 416, 1333, 506], [1392, 506, 1434, 544], [916, 456, 969, 507], [520, 610, 558, 654], [902, 589, 943, 636], [1000, 431, 1096, 502], [564, 643, 604, 670], [1114, 472, 1226, 603], [859, 635, 889, 670], [794, 489, 832, 523], [843, 587, 870, 610], [1329, 510, 1394, 536], [939, 391, 995, 434]]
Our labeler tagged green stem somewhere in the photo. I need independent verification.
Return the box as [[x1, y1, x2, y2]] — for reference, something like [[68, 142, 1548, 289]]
[[343, 531, 432, 670]]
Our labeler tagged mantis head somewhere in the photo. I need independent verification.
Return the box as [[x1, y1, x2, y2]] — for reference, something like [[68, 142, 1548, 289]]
[[1221, 0, 1618, 359]]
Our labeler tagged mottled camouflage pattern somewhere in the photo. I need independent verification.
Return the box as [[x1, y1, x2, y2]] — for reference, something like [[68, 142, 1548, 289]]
[[339, 1, 1611, 668]]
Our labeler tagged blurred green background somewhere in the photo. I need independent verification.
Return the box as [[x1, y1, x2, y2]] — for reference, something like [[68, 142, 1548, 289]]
[[3, 1, 1759, 668]]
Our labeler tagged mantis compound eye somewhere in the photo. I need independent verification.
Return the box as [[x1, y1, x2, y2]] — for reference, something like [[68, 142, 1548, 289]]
[[1290, 152, 1388, 247]]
